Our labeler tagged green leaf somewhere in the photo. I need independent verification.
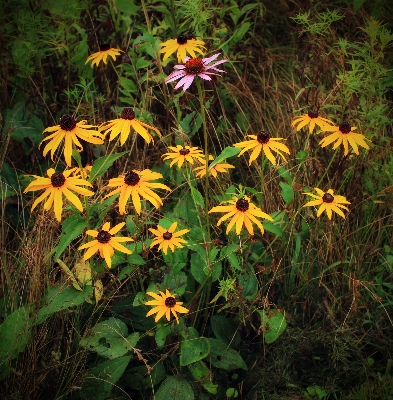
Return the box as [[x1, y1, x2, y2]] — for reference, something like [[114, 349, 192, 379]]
[[180, 337, 210, 366], [238, 272, 258, 297], [189, 361, 218, 394], [119, 77, 137, 94], [80, 356, 131, 400], [353, 0, 367, 12], [221, 244, 241, 271], [190, 186, 204, 207], [277, 167, 292, 184], [296, 150, 308, 161], [279, 181, 294, 204], [209, 147, 241, 169], [258, 310, 287, 344], [89, 152, 127, 182], [155, 376, 195, 400], [208, 339, 247, 370], [55, 214, 87, 259], [263, 221, 284, 237], [127, 253, 146, 265], [156, 325, 172, 349], [114, 0, 139, 14], [211, 315, 240, 347], [162, 270, 188, 296], [190, 252, 207, 284]]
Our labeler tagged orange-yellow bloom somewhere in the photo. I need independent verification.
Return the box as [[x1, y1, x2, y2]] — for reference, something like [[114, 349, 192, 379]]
[[149, 222, 189, 254], [303, 188, 350, 219], [160, 35, 205, 62], [193, 155, 235, 178], [291, 110, 334, 133], [162, 144, 205, 168], [85, 43, 123, 67]]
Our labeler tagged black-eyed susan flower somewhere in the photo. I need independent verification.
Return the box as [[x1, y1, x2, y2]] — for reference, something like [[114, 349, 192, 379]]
[[160, 35, 206, 63], [40, 115, 104, 167], [319, 121, 370, 156], [99, 108, 161, 146], [193, 155, 235, 178], [209, 195, 274, 236], [85, 43, 124, 67], [78, 222, 133, 268], [149, 222, 189, 254], [145, 289, 189, 323], [291, 110, 334, 133], [72, 165, 92, 179], [162, 144, 205, 168], [303, 188, 350, 219], [233, 131, 290, 166], [165, 53, 227, 91], [23, 168, 94, 222], [103, 169, 170, 215]]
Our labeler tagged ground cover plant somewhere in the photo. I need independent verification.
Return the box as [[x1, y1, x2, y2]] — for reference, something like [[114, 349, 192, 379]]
[[1, 0, 393, 399]]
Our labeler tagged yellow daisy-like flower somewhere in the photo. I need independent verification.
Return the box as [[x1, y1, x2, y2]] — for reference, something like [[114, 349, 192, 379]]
[[319, 121, 370, 156], [72, 165, 92, 179], [162, 144, 205, 168], [99, 108, 161, 146], [233, 131, 290, 165], [209, 195, 274, 236], [85, 43, 124, 67], [149, 222, 189, 254], [103, 169, 171, 215], [303, 188, 350, 219], [160, 35, 205, 62], [291, 110, 334, 133], [40, 114, 104, 167], [78, 222, 133, 269], [193, 155, 235, 178], [23, 168, 94, 222], [145, 289, 189, 323]]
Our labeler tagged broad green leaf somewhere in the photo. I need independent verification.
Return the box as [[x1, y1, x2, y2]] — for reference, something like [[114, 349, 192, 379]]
[[277, 167, 292, 184], [190, 252, 207, 284], [118, 265, 137, 280], [296, 150, 308, 161], [258, 310, 287, 344], [114, 0, 139, 14], [89, 152, 127, 182], [155, 376, 195, 400], [208, 339, 247, 370], [127, 253, 146, 265], [156, 325, 172, 349], [57, 259, 83, 291], [189, 361, 218, 394], [162, 270, 187, 296], [180, 337, 210, 366], [279, 181, 294, 204], [353, 0, 367, 12], [209, 147, 241, 169], [190, 186, 204, 207], [55, 214, 87, 259], [263, 221, 284, 237], [211, 315, 240, 347], [221, 244, 241, 271], [238, 272, 258, 297]]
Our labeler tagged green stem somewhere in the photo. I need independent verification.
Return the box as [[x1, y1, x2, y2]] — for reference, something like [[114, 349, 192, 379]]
[[316, 148, 339, 188]]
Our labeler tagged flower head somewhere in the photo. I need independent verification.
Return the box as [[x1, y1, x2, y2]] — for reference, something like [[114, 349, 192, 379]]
[[78, 222, 133, 268], [72, 165, 92, 179], [303, 188, 350, 219], [103, 169, 171, 215], [291, 110, 334, 133], [165, 53, 227, 91], [193, 155, 235, 178], [99, 108, 161, 146], [209, 195, 274, 236], [319, 121, 370, 156], [85, 43, 124, 67], [24, 168, 94, 222], [40, 115, 104, 167], [160, 35, 206, 63], [149, 222, 189, 254], [145, 289, 189, 323], [162, 144, 205, 168], [233, 131, 290, 165]]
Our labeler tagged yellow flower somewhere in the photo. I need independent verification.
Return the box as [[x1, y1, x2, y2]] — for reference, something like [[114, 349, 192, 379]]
[[40, 115, 104, 167], [23, 168, 94, 222], [149, 222, 189, 254], [145, 289, 189, 323], [160, 35, 205, 62], [85, 43, 123, 67], [319, 121, 370, 156], [162, 144, 205, 168], [193, 155, 235, 178], [303, 188, 350, 219], [103, 169, 171, 215], [209, 195, 274, 235], [291, 110, 334, 133], [72, 165, 92, 179], [233, 131, 290, 165], [99, 108, 161, 146], [78, 222, 133, 268]]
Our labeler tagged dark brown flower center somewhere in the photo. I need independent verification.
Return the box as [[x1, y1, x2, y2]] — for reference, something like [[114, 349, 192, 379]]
[[124, 171, 140, 186], [339, 121, 351, 134], [322, 193, 334, 203], [100, 43, 111, 51], [185, 58, 205, 74], [165, 296, 177, 308], [236, 198, 249, 212], [97, 230, 111, 243], [51, 172, 66, 188], [308, 110, 319, 119], [256, 131, 270, 144], [179, 148, 190, 156], [60, 115, 76, 131], [177, 35, 188, 45], [163, 232, 173, 240], [121, 108, 135, 120]]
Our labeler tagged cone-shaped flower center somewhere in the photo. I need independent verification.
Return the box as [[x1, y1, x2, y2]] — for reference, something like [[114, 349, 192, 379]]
[[179, 148, 190, 156], [322, 193, 334, 203], [163, 231, 173, 240], [51, 172, 66, 188], [60, 115, 77, 131], [97, 230, 111, 243], [339, 121, 351, 134], [308, 110, 319, 119], [165, 296, 177, 308], [100, 43, 111, 51], [124, 171, 140, 186], [236, 198, 249, 211], [257, 131, 270, 144], [185, 58, 205, 75], [121, 108, 135, 120], [177, 35, 188, 45]]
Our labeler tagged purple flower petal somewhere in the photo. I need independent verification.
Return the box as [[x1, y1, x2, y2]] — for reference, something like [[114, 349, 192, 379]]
[[207, 59, 228, 68], [198, 73, 212, 81], [165, 71, 186, 83], [184, 56, 191, 62], [203, 53, 221, 65], [173, 65, 186, 70], [175, 74, 195, 90]]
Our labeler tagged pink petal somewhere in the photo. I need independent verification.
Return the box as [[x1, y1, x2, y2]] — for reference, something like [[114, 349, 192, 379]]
[[198, 73, 212, 81], [205, 67, 225, 73], [208, 59, 228, 68], [175, 75, 195, 90], [173, 65, 186, 70], [203, 53, 221, 65], [184, 56, 191, 62], [166, 71, 186, 83]]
